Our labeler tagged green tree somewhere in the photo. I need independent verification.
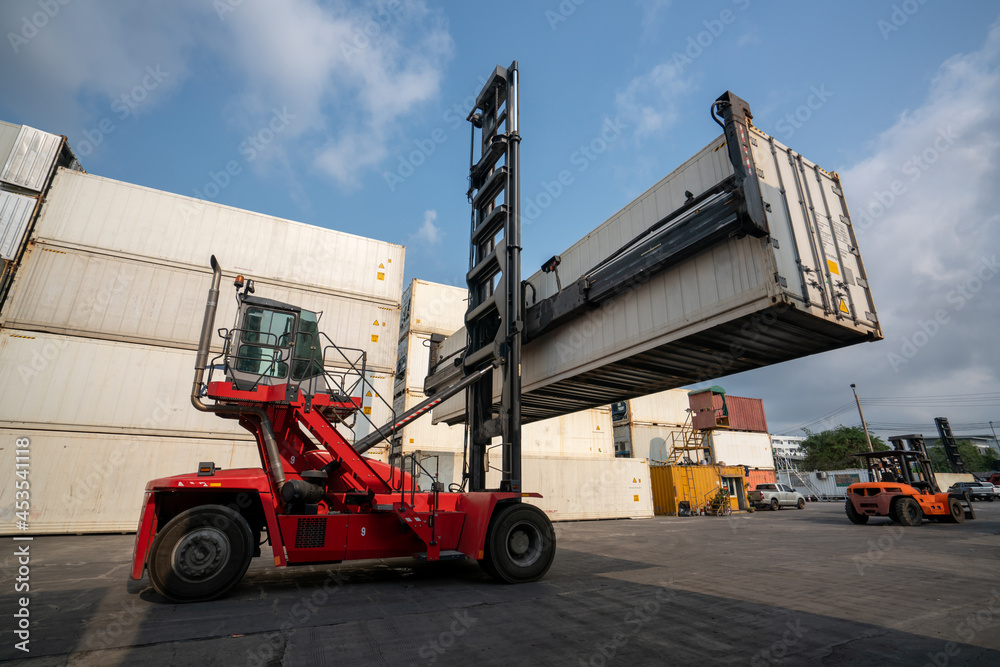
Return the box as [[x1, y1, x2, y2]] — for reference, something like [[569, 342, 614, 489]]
[[799, 425, 887, 471], [929, 441, 1000, 473]]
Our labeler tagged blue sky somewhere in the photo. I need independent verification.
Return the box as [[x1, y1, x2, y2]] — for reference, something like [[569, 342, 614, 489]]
[[2, 1, 999, 438]]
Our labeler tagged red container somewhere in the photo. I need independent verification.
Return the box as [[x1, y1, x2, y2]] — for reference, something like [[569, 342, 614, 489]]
[[689, 391, 769, 433], [746, 468, 777, 491]]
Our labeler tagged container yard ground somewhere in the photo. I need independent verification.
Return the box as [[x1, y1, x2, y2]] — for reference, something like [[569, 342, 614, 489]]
[[4, 502, 999, 666]]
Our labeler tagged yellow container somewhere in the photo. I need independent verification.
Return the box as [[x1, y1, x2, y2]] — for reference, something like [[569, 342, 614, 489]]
[[649, 464, 748, 515]]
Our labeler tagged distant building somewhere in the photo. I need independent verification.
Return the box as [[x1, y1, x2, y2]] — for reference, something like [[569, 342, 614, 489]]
[[770, 435, 806, 460], [922, 436, 999, 457]]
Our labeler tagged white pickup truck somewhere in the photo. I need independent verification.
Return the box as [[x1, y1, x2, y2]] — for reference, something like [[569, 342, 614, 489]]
[[748, 483, 806, 510]]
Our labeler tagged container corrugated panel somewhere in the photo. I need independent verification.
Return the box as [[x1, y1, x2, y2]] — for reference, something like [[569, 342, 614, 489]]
[[709, 431, 774, 469], [649, 464, 746, 515], [35, 169, 404, 304], [2, 244, 399, 372], [0, 330, 254, 438], [1, 125, 61, 192], [0, 190, 36, 261], [392, 389, 466, 454], [0, 121, 22, 167], [395, 331, 434, 393], [487, 456, 653, 521], [747, 468, 777, 490], [716, 394, 768, 433], [351, 371, 394, 445], [519, 408, 613, 459], [619, 423, 689, 463], [0, 428, 260, 535], [434, 128, 880, 425], [625, 389, 691, 425], [400, 279, 466, 340]]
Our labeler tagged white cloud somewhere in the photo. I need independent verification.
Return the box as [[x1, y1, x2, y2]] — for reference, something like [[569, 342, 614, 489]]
[[412, 209, 442, 245], [636, 0, 672, 44], [717, 19, 1000, 435], [614, 60, 691, 142], [0, 0, 453, 188]]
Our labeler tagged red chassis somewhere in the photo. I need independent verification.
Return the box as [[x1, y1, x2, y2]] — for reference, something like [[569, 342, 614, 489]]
[[130, 378, 547, 602]]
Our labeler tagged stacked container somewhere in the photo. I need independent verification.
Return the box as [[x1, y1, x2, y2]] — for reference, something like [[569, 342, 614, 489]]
[[612, 389, 691, 461], [0, 168, 404, 534]]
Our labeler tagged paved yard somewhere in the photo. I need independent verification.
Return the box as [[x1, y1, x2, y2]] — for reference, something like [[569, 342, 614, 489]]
[[2, 501, 999, 666]]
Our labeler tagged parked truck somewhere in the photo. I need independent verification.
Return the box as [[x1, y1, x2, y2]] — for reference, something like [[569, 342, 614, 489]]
[[748, 483, 806, 510]]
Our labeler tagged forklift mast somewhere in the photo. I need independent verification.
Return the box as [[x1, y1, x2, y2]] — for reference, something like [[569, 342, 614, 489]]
[[463, 62, 523, 493]]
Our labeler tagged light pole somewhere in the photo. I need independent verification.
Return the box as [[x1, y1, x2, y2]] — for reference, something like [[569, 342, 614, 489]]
[[851, 383, 874, 452]]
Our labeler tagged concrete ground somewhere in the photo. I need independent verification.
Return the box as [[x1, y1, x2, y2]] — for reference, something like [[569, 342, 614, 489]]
[[2, 501, 999, 666]]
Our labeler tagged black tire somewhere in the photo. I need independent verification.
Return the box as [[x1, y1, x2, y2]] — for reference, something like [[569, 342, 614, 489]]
[[988, 496, 995, 502], [945, 497, 966, 524], [148, 505, 254, 602], [482, 503, 556, 584], [845, 498, 869, 525], [796, 498, 806, 510], [896, 497, 923, 527], [770, 498, 780, 511]]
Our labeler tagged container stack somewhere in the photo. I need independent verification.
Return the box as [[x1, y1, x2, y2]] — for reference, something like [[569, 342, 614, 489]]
[[395, 279, 651, 520], [612, 389, 692, 461], [689, 390, 775, 470], [0, 168, 404, 534]]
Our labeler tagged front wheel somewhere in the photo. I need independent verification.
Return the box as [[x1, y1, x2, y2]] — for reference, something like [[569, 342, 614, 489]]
[[482, 503, 556, 584], [147, 505, 254, 602], [895, 497, 923, 527], [796, 498, 806, 510], [845, 498, 869, 525], [770, 498, 780, 511]]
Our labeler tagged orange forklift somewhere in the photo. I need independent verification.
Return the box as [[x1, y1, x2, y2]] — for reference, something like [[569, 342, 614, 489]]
[[845, 450, 975, 526]]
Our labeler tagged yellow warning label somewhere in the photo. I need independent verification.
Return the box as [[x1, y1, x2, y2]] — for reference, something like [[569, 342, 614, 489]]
[[416, 318, 421, 324], [378, 263, 385, 269], [210, 483, 222, 487], [377, 272, 385, 281], [371, 334, 379, 342], [839, 299, 849, 314], [409, 438, 414, 443], [633, 495, 640, 502], [827, 259, 840, 275], [363, 407, 371, 415], [596, 425, 601, 430], [366, 391, 372, 397], [373, 320, 379, 326], [633, 478, 637, 483]]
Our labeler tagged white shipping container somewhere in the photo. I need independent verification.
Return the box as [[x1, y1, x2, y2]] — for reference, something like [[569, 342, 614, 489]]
[[410, 449, 464, 491], [520, 408, 614, 459], [434, 127, 880, 424], [395, 331, 435, 394], [0, 190, 36, 261], [0, 330, 387, 443], [400, 279, 466, 340], [623, 389, 691, 426], [487, 455, 653, 521], [3, 243, 400, 372], [35, 169, 404, 304], [614, 423, 689, 463], [392, 389, 466, 455], [709, 431, 774, 469], [1, 124, 61, 192], [0, 428, 261, 535]]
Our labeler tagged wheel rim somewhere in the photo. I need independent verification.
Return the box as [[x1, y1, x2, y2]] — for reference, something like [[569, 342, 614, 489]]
[[504, 520, 543, 568], [904, 503, 919, 521], [171, 527, 231, 583]]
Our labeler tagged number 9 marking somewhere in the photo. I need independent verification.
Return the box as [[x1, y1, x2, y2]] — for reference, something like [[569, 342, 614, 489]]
[[361, 527, 366, 537]]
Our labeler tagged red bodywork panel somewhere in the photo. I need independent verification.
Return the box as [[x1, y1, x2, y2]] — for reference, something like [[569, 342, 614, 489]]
[[131, 380, 540, 581], [846, 483, 951, 517]]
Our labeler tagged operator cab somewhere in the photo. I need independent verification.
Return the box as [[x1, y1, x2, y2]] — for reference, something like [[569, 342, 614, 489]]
[[227, 292, 325, 392]]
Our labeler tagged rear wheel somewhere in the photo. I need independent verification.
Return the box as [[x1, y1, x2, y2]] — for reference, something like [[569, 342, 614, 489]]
[[148, 505, 254, 602], [796, 498, 806, 510], [845, 498, 868, 525], [944, 497, 966, 524], [482, 503, 556, 584], [895, 497, 923, 526], [770, 498, 780, 511]]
